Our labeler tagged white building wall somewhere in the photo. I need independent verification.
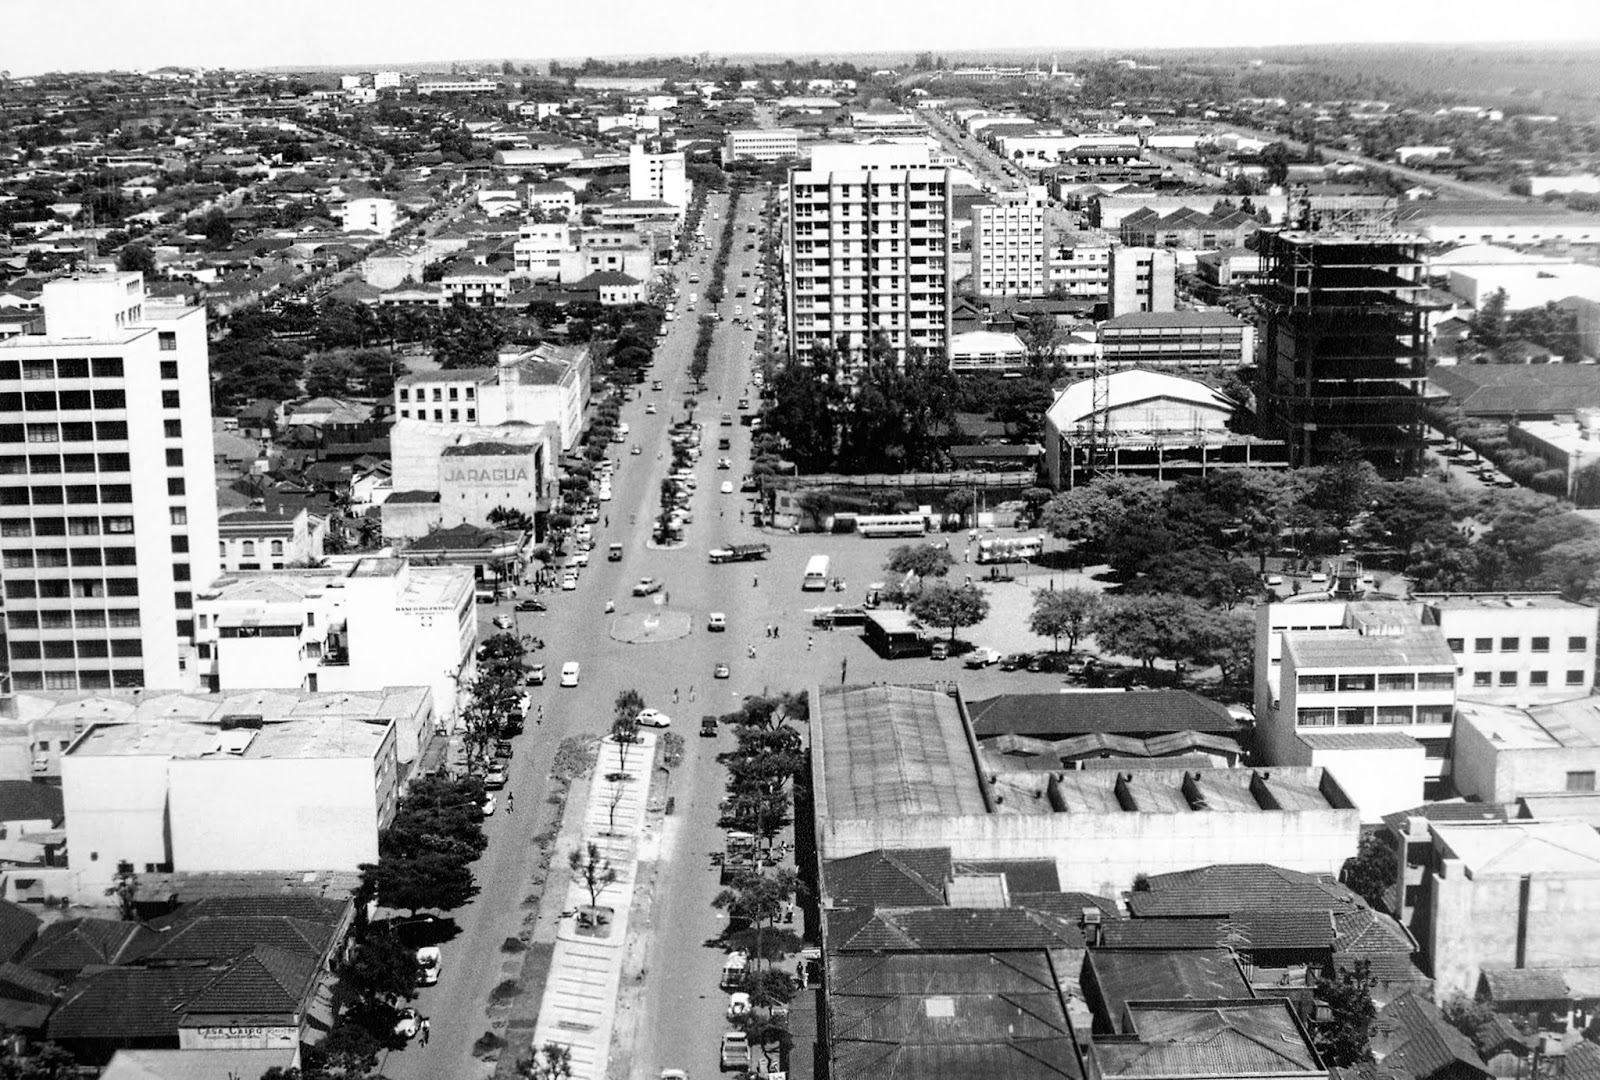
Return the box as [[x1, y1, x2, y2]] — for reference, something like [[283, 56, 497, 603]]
[[168, 751, 387, 873], [61, 752, 174, 887], [1431, 605, 1597, 702]]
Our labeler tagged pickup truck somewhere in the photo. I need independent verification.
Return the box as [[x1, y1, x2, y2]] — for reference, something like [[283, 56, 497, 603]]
[[963, 647, 1003, 669], [720, 1031, 751, 1071], [708, 543, 771, 564]]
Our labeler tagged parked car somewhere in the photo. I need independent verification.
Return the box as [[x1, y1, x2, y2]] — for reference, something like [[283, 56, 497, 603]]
[[561, 574, 578, 591], [720, 481, 734, 494], [726, 992, 751, 1020], [483, 764, 508, 789], [492, 614, 514, 630], [720, 1031, 751, 1071], [494, 740, 514, 760], [929, 641, 949, 661], [708, 612, 727, 631], [998, 652, 1031, 671], [516, 598, 547, 613], [701, 716, 719, 737], [527, 663, 546, 685], [636, 709, 672, 728], [394, 1007, 421, 1039], [416, 947, 441, 986], [963, 647, 1002, 668], [480, 793, 497, 816]]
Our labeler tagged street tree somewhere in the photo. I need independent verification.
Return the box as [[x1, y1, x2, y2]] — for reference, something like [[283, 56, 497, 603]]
[[358, 849, 480, 916], [714, 868, 801, 967], [569, 841, 618, 913], [612, 689, 644, 771], [884, 543, 953, 579], [909, 582, 991, 645], [1029, 587, 1102, 653], [116, 242, 156, 274], [1092, 594, 1212, 671], [520, 1043, 574, 1080], [338, 926, 423, 1009]]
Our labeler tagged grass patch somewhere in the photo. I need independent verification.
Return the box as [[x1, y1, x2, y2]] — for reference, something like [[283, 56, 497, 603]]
[[501, 936, 527, 953], [489, 979, 521, 1004], [472, 1031, 507, 1056], [551, 736, 598, 783], [659, 732, 686, 768]]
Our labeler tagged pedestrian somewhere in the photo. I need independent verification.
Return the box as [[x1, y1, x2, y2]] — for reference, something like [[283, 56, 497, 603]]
[[753, 575, 759, 588], [507, 792, 514, 813], [748, 644, 756, 659], [673, 687, 680, 703], [774, 625, 779, 639], [840, 657, 848, 684], [689, 685, 697, 701], [536, 704, 544, 725], [419, 1018, 430, 1046], [604, 515, 610, 528], [807, 635, 814, 651]]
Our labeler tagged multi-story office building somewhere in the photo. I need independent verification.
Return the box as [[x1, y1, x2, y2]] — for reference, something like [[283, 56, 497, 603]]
[[971, 194, 1047, 298], [0, 274, 220, 692], [1048, 237, 1111, 300], [786, 143, 953, 363], [1107, 246, 1176, 316], [1418, 592, 1596, 701], [723, 128, 802, 164], [1258, 218, 1431, 470], [341, 197, 398, 238], [1099, 311, 1251, 368], [628, 144, 688, 211]]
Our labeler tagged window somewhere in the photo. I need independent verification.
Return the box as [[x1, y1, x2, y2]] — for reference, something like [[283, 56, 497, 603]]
[[56, 390, 89, 410], [160, 360, 178, 378], [1446, 638, 1464, 653], [161, 390, 180, 409], [171, 535, 188, 554], [96, 421, 127, 440], [1297, 674, 1335, 693], [1417, 672, 1456, 690], [170, 507, 186, 526], [104, 516, 133, 534], [1473, 672, 1493, 688], [1571, 637, 1589, 652], [6, 612, 35, 630], [3, 581, 34, 599], [163, 420, 181, 438], [165, 448, 183, 467], [58, 422, 91, 442], [107, 579, 138, 597], [109, 610, 140, 628], [77, 640, 107, 658], [91, 389, 125, 410], [399, 389, 410, 402], [270, 540, 284, 557], [1501, 637, 1520, 652], [1337, 674, 1374, 692], [20, 360, 52, 380], [1568, 771, 1597, 793], [158, 332, 177, 353], [1377, 705, 1413, 725], [70, 548, 101, 566], [68, 517, 99, 536], [1378, 673, 1417, 692], [1531, 671, 1549, 686], [1296, 708, 1335, 727], [166, 478, 185, 497], [25, 424, 57, 444], [242, 540, 255, 557], [1569, 670, 1586, 686], [1499, 671, 1519, 686], [1, 551, 30, 569], [173, 564, 189, 581], [33, 518, 63, 536], [91, 357, 122, 378], [174, 592, 191, 610], [100, 484, 132, 504], [1337, 707, 1374, 726], [23, 391, 56, 411], [104, 548, 135, 566], [76, 610, 104, 627], [1532, 637, 1550, 653], [29, 486, 61, 505]]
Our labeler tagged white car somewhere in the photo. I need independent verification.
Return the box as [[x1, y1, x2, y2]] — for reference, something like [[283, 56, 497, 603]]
[[646, 403, 657, 414], [597, 487, 612, 502], [561, 574, 578, 591], [394, 1007, 421, 1039], [480, 793, 497, 816], [636, 709, 672, 728], [720, 481, 734, 494], [726, 991, 751, 1020], [416, 947, 441, 986], [572, 551, 590, 567], [560, 662, 580, 687]]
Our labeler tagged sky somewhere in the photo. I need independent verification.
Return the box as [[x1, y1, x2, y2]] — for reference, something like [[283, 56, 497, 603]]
[[6, 0, 1600, 75]]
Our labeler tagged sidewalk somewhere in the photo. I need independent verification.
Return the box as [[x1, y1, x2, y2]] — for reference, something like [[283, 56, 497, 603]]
[[525, 734, 656, 1080]]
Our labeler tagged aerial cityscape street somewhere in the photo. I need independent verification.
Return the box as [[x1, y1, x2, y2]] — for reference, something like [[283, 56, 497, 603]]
[[1, 7, 1600, 1080]]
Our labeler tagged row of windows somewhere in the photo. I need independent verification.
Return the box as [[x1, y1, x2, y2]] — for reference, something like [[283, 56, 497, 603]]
[[10, 639, 144, 659], [1, 516, 136, 537], [1469, 670, 1585, 688], [0, 453, 132, 474], [0, 484, 136, 506], [9, 608, 141, 629], [1445, 636, 1588, 654], [1297, 704, 1454, 727], [219, 625, 300, 638], [398, 386, 476, 403], [1297, 672, 1457, 693], [1, 358, 124, 381], [0, 389, 130, 412], [6, 578, 142, 599], [3, 547, 136, 569], [226, 540, 286, 558], [397, 409, 477, 423], [9, 670, 146, 691], [0, 421, 130, 444]]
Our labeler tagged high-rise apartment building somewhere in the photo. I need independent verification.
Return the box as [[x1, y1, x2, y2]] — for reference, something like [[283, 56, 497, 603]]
[[628, 143, 688, 210], [972, 193, 1047, 298], [786, 143, 953, 363], [1257, 203, 1430, 470], [1108, 246, 1177, 316], [0, 274, 220, 692]]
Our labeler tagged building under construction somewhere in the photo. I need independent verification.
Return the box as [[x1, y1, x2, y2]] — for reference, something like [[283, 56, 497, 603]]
[[1257, 195, 1435, 472]]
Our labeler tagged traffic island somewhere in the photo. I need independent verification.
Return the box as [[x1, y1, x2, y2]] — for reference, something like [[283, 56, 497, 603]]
[[609, 609, 692, 644]]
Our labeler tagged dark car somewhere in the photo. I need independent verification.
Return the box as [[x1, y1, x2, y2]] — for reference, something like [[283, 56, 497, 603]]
[[701, 716, 719, 737], [515, 598, 547, 613], [999, 652, 1031, 671], [494, 740, 514, 760]]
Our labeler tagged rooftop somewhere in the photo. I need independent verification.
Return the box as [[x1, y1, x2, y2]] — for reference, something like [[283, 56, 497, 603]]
[[813, 685, 988, 821], [1050, 768, 1347, 816], [967, 691, 1241, 740], [1283, 629, 1457, 670], [1089, 949, 1252, 1027], [1415, 591, 1591, 612], [68, 716, 391, 761], [1431, 820, 1600, 875], [1102, 311, 1246, 331], [1096, 1001, 1324, 1078], [1455, 697, 1600, 751]]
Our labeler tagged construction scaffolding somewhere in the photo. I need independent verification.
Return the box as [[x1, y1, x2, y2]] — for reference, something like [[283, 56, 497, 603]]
[[1256, 208, 1436, 472]]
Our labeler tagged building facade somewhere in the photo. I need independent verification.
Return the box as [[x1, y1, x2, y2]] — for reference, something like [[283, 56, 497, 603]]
[[627, 144, 688, 210], [971, 195, 1047, 298], [1108, 246, 1177, 316], [723, 128, 802, 164], [0, 274, 221, 692], [786, 143, 953, 363], [1100, 311, 1251, 368]]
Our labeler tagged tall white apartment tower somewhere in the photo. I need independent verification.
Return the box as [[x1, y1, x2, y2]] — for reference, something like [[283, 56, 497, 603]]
[[972, 192, 1048, 298], [786, 143, 954, 363], [0, 274, 220, 692], [628, 143, 688, 210]]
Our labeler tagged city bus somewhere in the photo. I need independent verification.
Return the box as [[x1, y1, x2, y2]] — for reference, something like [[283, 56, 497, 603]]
[[854, 513, 928, 538], [802, 554, 831, 591], [975, 536, 1046, 564]]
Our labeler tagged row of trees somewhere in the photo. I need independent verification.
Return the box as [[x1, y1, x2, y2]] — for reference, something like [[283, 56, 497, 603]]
[[713, 695, 809, 1070], [1467, 288, 1583, 361]]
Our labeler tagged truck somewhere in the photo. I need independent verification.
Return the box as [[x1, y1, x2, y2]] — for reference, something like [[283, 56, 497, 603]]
[[708, 543, 771, 564]]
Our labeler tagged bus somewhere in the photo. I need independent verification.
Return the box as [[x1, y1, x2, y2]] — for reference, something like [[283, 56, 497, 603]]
[[854, 513, 928, 539], [976, 536, 1045, 564], [802, 554, 831, 591], [863, 610, 931, 658]]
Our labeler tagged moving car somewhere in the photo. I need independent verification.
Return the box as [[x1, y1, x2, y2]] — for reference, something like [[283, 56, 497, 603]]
[[645, 403, 657, 414], [516, 598, 547, 613], [608, 543, 624, 561], [652, 380, 663, 391], [708, 612, 727, 631], [416, 947, 441, 986], [632, 578, 664, 597], [714, 662, 730, 679], [636, 709, 672, 728], [701, 716, 719, 737], [719, 481, 734, 494], [631, 444, 642, 455], [717, 457, 732, 469], [560, 662, 580, 687]]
